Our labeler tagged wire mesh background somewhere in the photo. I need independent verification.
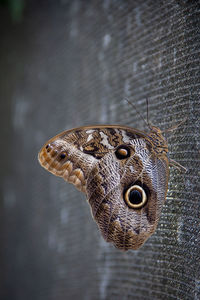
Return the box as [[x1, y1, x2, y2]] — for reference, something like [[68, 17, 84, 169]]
[[0, 1, 199, 299]]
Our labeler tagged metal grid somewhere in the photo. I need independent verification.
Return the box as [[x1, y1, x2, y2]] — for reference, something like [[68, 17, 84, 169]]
[[0, 1, 199, 299]]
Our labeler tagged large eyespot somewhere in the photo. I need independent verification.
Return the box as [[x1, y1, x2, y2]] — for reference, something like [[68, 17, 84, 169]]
[[124, 185, 147, 208], [115, 145, 130, 160]]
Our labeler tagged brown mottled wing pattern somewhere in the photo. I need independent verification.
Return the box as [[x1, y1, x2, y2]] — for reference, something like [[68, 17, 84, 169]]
[[38, 125, 169, 250]]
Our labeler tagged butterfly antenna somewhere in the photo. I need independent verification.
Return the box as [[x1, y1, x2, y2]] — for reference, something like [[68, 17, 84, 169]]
[[169, 158, 187, 172], [124, 98, 151, 130], [162, 117, 188, 133], [146, 98, 150, 127]]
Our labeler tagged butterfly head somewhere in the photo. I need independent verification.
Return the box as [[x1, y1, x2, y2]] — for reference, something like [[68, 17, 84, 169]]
[[147, 126, 169, 156]]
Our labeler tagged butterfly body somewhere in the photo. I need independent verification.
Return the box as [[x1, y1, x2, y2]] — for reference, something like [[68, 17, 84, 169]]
[[38, 125, 169, 250]]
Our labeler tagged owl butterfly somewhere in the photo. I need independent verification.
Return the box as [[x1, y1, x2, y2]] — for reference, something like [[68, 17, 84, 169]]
[[38, 103, 186, 251]]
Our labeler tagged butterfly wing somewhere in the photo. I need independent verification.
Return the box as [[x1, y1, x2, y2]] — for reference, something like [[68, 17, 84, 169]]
[[38, 125, 147, 192], [38, 125, 169, 250]]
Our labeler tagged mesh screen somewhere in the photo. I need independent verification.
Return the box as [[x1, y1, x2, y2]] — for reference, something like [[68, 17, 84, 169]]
[[0, 1, 199, 299]]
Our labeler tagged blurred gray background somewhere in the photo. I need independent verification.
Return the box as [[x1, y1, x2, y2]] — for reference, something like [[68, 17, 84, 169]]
[[0, 0, 199, 299]]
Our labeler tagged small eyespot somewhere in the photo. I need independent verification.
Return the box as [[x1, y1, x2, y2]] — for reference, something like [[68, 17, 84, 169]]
[[46, 144, 51, 152], [124, 185, 147, 209], [115, 145, 130, 160], [60, 152, 67, 159]]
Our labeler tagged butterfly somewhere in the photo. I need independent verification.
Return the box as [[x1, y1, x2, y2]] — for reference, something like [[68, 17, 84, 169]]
[[38, 102, 186, 251]]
